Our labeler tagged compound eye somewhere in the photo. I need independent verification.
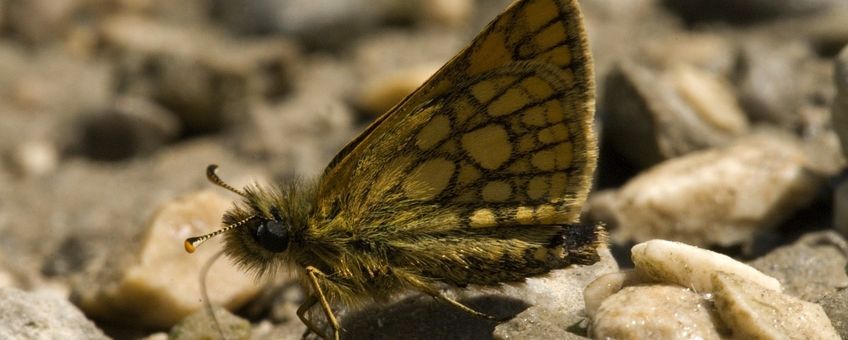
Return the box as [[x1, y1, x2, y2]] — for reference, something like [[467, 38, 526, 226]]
[[254, 220, 289, 253]]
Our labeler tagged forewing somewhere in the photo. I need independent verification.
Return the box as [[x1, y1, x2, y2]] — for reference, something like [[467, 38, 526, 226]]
[[315, 0, 595, 228]]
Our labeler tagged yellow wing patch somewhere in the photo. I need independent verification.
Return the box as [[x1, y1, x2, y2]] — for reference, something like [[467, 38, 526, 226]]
[[316, 0, 595, 234]]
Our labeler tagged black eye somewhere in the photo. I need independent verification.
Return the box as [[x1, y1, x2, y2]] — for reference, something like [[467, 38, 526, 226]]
[[253, 220, 289, 253]]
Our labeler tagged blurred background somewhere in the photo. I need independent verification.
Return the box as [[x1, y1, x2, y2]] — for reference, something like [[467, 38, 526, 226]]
[[1, 0, 848, 338]]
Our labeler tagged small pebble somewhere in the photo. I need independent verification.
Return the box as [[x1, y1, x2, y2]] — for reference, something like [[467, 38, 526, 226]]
[[7, 140, 58, 177], [0, 269, 16, 289]]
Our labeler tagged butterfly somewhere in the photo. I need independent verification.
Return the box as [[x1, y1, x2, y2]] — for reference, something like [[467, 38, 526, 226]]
[[185, 0, 604, 339]]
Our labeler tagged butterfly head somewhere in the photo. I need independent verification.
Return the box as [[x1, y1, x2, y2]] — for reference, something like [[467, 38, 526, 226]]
[[185, 164, 312, 276]]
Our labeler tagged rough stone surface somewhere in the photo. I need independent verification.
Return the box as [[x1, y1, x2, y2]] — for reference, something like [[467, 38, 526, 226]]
[[493, 249, 618, 340], [712, 271, 840, 340], [592, 285, 723, 340], [818, 288, 848, 338], [0, 287, 109, 340], [748, 231, 848, 301]]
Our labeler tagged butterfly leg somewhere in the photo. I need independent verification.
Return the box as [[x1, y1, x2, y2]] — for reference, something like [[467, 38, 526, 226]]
[[305, 266, 341, 340], [429, 290, 511, 322], [297, 295, 326, 340]]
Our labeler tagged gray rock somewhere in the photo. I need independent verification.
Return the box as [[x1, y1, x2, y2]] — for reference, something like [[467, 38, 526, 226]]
[[493, 306, 588, 340], [818, 288, 848, 338], [748, 231, 848, 302], [0, 287, 109, 340]]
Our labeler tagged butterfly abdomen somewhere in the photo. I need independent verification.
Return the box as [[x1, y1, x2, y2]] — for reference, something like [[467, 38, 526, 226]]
[[384, 224, 606, 287]]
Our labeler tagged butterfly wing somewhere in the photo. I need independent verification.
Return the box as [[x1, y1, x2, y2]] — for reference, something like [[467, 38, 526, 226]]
[[316, 0, 595, 230]]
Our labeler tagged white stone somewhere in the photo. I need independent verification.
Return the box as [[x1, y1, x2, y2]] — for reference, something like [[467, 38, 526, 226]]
[[600, 132, 820, 247], [631, 239, 781, 292]]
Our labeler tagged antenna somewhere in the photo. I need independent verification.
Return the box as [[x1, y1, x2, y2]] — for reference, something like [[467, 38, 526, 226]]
[[206, 164, 247, 197], [184, 215, 256, 253]]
